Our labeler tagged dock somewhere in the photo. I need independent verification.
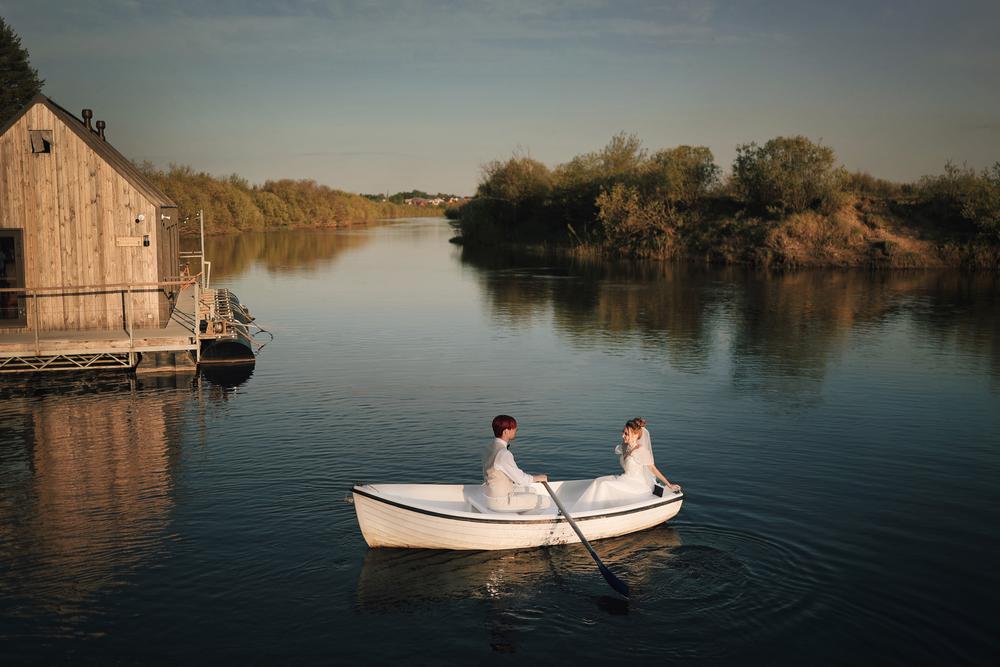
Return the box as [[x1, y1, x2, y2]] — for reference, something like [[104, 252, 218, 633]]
[[0, 282, 197, 373], [0, 279, 263, 374]]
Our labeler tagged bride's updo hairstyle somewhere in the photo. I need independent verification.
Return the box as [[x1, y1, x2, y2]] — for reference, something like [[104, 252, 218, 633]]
[[624, 418, 644, 438]]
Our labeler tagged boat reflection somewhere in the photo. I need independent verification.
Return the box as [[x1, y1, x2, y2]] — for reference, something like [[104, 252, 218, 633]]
[[356, 525, 681, 651], [356, 525, 682, 607]]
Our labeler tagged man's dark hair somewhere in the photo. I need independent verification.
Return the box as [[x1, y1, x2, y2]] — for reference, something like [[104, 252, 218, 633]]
[[492, 414, 517, 437]]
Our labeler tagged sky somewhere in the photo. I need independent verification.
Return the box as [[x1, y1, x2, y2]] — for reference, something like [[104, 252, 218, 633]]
[[3, 0, 998, 194]]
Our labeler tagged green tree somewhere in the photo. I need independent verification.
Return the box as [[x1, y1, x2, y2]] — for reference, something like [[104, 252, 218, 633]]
[[598, 132, 646, 179], [596, 183, 677, 255], [467, 154, 553, 240], [919, 161, 1000, 236], [733, 136, 843, 214], [643, 145, 720, 204], [477, 154, 552, 203], [0, 17, 43, 124], [962, 163, 1000, 236]]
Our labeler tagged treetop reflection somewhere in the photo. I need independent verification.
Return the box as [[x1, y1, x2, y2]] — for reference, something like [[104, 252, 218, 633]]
[[459, 246, 1000, 400]]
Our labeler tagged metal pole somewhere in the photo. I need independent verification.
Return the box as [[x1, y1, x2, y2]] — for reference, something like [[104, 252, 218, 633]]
[[194, 276, 201, 364], [126, 286, 134, 351], [199, 209, 206, 284], [32, 291, 40, 356]]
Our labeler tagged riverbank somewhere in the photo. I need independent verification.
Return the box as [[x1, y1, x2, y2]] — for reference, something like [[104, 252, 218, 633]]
[[453, 196, 1000, 270], [451, 135, 1000, 270], [673, 196, 1000, 269]]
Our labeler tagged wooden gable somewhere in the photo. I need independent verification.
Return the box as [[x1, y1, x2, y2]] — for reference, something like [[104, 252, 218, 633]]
[[0, 96, 179, 331]]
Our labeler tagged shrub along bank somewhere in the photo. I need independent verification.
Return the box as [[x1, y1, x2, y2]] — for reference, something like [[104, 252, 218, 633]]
[[138, 164, 444, 236], [453, 134, 1000, 269]]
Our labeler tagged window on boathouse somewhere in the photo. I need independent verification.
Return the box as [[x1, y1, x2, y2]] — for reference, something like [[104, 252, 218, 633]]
[[29, 130, 52, 154]]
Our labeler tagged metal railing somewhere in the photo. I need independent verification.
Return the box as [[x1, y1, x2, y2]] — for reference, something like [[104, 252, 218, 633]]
[[179, 209, 211, 289], [0, 276, 201, 357], [0, 210, 223, 370]]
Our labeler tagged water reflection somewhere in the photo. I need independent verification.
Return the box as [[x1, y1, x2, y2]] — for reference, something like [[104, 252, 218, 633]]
[[907, 271, 1000, 380], [0, 375, 189, 622], [200, 363, 255, 389], [186, 228, 373, 279], [459, 246, 1000, 397], [356, 527, 682, 652], [0, 371, 238, 628]]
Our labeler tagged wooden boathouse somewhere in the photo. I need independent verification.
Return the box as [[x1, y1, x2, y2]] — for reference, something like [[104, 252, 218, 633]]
[[0, 94, 199, 373]]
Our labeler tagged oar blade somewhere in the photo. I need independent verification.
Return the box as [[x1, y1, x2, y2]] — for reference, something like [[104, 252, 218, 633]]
[[541, 481, 631, 599], [598, 561, 630, 598]]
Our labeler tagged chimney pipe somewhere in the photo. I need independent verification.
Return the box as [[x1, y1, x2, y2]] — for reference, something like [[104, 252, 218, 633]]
[[81, 108, 93, 130], [96, 120, 106, 141]]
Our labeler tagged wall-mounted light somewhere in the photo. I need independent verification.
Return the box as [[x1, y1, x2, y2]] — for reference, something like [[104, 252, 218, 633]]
[[135, 213, 145, 224], [143, 235, 150, 247]]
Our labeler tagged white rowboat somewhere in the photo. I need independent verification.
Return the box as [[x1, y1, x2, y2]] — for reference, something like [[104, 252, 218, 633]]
[[352, 479, 684, 550]]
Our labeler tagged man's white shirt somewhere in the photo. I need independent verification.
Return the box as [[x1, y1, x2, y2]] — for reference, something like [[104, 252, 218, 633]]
[[492, 438, 535, 487]]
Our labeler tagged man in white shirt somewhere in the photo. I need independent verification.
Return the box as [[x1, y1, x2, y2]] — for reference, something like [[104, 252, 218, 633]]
[[483, 414, 551, 512]]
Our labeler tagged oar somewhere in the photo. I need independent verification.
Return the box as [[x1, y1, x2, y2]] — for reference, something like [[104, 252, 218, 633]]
[[541, 480, 629, 598]]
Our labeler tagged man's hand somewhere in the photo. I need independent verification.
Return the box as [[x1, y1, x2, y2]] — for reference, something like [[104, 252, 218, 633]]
[[533, 473, 549, 482]]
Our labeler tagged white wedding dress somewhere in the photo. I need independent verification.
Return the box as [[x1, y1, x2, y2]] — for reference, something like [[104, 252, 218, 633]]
[[570, 443, 656, 512]]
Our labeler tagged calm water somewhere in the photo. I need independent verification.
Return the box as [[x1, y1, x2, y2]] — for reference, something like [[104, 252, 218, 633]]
[[1, 219, 998, 664]]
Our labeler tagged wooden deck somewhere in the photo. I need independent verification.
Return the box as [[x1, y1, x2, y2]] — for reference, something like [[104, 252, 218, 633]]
[[0, 285, 197, 371]]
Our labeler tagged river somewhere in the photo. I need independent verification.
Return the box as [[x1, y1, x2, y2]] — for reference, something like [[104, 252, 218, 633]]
[[1, 219, 997, 664]]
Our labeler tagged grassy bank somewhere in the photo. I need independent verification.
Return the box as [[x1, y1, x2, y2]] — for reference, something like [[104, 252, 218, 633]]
[[451, 135, 1000, 269], [138, 164, 444, 236]]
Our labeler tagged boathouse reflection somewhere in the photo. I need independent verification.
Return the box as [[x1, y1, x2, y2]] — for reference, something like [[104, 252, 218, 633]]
[[0, 371, 236, 618]]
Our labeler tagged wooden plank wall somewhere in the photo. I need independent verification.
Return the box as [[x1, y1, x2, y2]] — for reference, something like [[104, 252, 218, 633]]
[[0, 104, 169, 333]]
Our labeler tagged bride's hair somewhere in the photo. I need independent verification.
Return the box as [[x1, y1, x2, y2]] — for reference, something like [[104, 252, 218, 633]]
[[622, 419, 644, 456], [624, 418, 644, 433]]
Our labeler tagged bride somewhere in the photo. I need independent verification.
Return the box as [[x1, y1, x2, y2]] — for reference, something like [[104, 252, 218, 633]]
[[571, 418, 681, 511]]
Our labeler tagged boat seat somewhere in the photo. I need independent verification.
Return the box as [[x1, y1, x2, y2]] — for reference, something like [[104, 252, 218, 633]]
[[465, 487, 540, 515], [466, 494, 491, 514]]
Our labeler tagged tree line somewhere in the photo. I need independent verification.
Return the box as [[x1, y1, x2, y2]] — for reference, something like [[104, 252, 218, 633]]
[[453, 134, 1000, 263], [139, 164, 444, 235]]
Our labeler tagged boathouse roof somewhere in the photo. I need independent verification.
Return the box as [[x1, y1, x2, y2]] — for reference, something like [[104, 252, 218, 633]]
[[0, 93, 175, 208]]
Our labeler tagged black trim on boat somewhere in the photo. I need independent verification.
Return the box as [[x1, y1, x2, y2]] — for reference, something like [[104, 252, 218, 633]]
[[351, 486, 684, 525]]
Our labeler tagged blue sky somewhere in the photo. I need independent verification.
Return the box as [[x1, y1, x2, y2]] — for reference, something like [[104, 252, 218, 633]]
[[4, 0, 998, 194]]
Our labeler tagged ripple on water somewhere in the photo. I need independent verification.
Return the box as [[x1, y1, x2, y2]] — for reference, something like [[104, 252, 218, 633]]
[[351, 522, 831, 659], [553, 523, 833, 658]]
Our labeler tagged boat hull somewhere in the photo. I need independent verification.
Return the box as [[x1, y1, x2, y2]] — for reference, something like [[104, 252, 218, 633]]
[[352, 482, 684, 550]]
